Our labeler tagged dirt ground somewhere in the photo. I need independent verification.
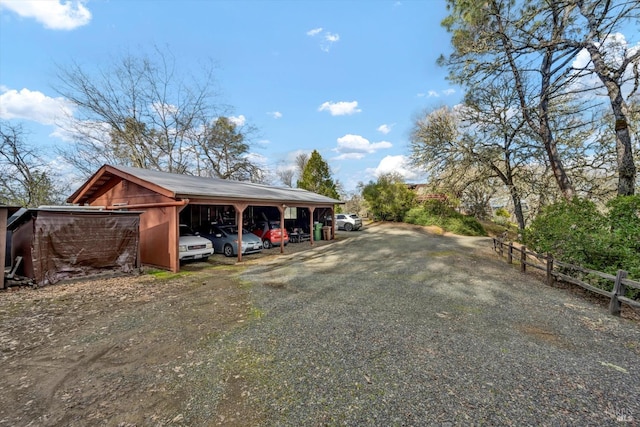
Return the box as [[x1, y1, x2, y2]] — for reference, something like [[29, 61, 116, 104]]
[[0, 236, 332, 426]]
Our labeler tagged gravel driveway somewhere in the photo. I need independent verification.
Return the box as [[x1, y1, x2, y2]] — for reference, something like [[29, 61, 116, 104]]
[[2, 222, 637, 426], [199, 222, 640, 426]]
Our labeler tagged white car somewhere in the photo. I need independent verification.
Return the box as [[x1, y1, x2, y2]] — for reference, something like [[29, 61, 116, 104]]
[[179, 225, 214, 261], [335, 213, 363, 231]]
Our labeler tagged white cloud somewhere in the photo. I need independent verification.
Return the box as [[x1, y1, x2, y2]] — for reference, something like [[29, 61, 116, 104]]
[[570, 33, 640, 93], [325, 32, 340, 43], [0, 87, 73, 125], [228, 114, 246, 126], [333, 134, 392, 160], [377, 124, 394, 134], [0, 0, 91, 30], [306, 27, 323, 36], [268, 111, 282, 119], [307, 27, 340, 52], [366, 155, 422, 181], [318, 101, 361, 116], [419, 89, 456, 98]]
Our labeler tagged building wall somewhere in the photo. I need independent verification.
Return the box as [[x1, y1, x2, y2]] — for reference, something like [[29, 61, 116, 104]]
[[11, 219, 35, 279], [90, 180, 180, 271], [0, 208, 7, 284]]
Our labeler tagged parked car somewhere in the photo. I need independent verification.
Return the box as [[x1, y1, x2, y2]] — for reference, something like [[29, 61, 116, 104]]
[[179, 225, 214, 261], [251, 221, 289, 249], [203, 225, 263, 257], [335, 213, 363, 231]]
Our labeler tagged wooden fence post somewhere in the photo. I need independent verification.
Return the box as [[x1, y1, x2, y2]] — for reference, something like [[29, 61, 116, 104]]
[[609, 270, 628, 316], [507, 242, 513, 264], [546, 253, 554, 286], [520, 245, 527, 273]]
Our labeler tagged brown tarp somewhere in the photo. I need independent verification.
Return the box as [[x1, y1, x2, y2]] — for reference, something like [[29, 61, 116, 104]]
[[31, 211, 140, 285]]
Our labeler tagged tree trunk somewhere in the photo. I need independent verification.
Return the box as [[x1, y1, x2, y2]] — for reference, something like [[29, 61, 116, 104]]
[[539, 46, 575, 200], [577, 0, 638, 195]]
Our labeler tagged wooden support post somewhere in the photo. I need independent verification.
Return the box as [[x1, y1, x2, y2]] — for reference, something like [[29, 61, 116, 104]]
[[507, 242, 513, 264], [609, 270, 628, 316], [498, 239, 503, 257], [520, 245, 527, 273], [546, 253, 554, 286]]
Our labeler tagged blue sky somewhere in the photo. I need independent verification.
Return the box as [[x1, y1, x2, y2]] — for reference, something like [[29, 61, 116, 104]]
[[0, 0, 460, 194]]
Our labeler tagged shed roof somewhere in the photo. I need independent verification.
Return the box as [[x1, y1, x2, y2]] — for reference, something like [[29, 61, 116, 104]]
[[67, 164, 343, 206]]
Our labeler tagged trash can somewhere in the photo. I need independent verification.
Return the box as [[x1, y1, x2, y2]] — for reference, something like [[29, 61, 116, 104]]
[[322, 226, 331, 240], [314, 222, 322, 241]]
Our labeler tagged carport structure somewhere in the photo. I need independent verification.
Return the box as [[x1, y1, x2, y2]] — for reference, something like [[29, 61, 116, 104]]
[[67, 164, 342, 272]]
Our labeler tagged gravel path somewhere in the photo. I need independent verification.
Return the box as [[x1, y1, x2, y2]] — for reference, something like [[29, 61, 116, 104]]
[[203, 222, 639, 426]]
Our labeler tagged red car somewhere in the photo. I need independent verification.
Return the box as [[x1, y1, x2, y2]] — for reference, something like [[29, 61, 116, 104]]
[[251, 221, 289, 249]]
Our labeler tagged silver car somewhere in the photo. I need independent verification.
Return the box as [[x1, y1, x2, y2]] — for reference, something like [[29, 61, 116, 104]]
[[335, 213, 362, 231], [204, 225, 263, 257]]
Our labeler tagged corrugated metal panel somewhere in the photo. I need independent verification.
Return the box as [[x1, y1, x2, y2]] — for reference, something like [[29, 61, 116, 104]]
[[112, 165, 342, 204]]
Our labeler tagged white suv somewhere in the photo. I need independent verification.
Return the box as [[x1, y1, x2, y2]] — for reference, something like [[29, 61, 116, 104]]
[[335, 213, 362, 231], [179, 225, 214, 261]]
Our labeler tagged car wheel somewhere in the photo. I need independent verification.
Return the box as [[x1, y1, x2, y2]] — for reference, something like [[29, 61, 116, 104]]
[[223, 244, 234, 257], [263, 239, 272, 249], [344, 223, 353, 231]]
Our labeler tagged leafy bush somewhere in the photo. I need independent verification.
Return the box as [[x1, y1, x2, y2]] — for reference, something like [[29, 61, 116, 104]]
[[404, 200, 486, 236], [495, 207, 510, 218], [362, 173, 415, 221], [525, 196, 640, 298], [524, 198, 606, 266], [493, 207, 511, 225]]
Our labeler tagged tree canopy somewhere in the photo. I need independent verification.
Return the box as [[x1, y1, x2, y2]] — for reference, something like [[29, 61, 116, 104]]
[[439, 0, 639, 198], [0, 121, 66, 207], [296, 150, 340, 200]]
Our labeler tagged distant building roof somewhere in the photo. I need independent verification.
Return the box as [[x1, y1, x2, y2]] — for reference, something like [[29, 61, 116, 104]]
[[67, 164, 343, 206]]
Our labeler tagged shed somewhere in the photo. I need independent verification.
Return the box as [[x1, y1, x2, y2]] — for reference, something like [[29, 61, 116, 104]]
[[6, 207, 141, 287], [1, 205, 21, 286], [67, 164, 342, 271]]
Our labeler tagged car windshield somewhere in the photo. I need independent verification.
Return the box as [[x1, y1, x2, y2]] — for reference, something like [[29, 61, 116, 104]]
[[268, 222, 281, 229], [180, 225, 196, 236], [219, 226, 251, 235]]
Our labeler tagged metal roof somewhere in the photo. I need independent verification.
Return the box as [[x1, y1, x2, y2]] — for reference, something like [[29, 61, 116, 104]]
[[68, 164, 343, 205]]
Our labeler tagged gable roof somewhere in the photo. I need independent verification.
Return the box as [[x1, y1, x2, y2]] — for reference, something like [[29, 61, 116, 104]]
[[67, 164, 343, 206]]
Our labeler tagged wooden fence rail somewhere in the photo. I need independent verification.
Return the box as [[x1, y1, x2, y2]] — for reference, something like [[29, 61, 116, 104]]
[[492, 237, 640, 317]]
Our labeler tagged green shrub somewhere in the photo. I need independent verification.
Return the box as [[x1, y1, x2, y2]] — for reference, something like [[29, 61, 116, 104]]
[[525, 196, 640, 298], [404, 202, 486, 236], [524, 198, 606, 265], [495, 207, 510, 218]]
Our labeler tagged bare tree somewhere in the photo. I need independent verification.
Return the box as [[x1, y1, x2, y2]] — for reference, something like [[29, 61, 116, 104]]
[[295, 153, 309, 178], [276, 168, 295, 187], [0, 121, 66, 207], [54, 47, 263, 180]]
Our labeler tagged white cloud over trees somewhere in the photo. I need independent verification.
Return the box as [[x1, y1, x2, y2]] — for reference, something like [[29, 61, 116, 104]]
[[0, 87, 73, 125], [367, 155, 422, 181], [333, 134, 392, 160]]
